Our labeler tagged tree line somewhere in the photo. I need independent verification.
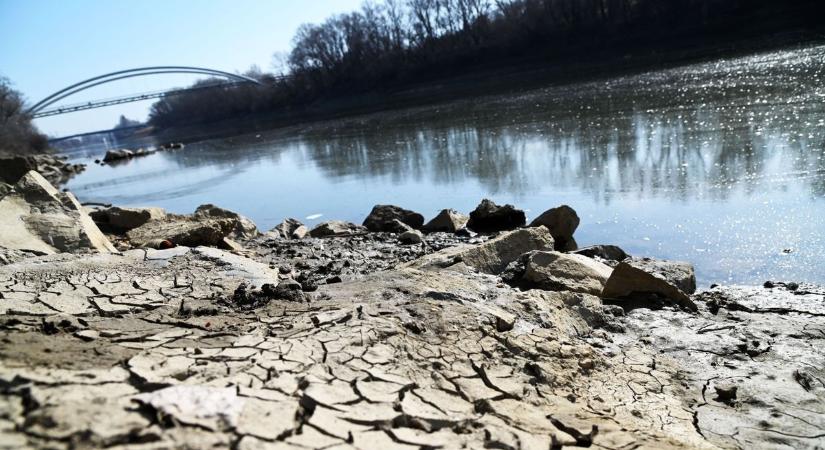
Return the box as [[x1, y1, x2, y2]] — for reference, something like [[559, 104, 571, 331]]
[[148, 0, 819, 128], [0, 78, 49, 155]]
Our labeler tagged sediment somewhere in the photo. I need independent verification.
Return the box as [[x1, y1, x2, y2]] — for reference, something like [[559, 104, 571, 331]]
[[0, 173, 822, 449]]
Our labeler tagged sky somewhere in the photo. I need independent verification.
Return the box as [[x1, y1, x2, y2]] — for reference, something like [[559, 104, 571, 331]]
[[0, 0, 364, 137]]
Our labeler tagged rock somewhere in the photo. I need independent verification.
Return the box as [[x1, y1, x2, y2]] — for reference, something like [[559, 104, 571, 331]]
[[506, 251, 613, 295], [0, 182, 11, 198], [271, 218, 304, 239], [423, 209, 469, 233], [572, 245, 629, 263], [194, 204, 258, 240], [407, 226, 554, 274], [529, 205, 580, 251], [398, 230, 424, 245], [493, 310, 516, 332], [219, 237, 244, 252], [602, 258, 698, 311], [89, 206, 166, 231], [309, 221, 366, 238], [0, 171, 117, 254], [466, 199, 526, 233], [0, 154, 86, 186], [127, 217, 238, 248], [388, 219, 415, 233], [102, 149, 133, 163], [291, 225, 308, 239], [362, 204, 425, 232]]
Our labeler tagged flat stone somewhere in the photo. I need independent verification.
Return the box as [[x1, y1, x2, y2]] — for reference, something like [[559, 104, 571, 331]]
[[602, 258, 697, 311], [133, 385, 245, 431], [309, 220, 366, 238], [407, 226, 554, 274], [513, 251, 613, 295]]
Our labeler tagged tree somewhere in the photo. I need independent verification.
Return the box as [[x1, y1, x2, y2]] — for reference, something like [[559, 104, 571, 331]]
[[0, 78, 49, 155]]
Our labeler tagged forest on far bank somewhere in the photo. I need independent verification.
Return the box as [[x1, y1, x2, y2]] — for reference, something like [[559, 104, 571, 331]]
[[147, 0, 823, 129]]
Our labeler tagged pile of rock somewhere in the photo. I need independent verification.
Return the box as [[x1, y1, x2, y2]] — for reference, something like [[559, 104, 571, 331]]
[[255, 199, 696, 311], [0, 153, 86, 187], [89, 203, 259, 251]]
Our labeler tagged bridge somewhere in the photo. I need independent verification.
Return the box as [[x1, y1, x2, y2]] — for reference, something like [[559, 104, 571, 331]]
[[27, 66, 265, 119]]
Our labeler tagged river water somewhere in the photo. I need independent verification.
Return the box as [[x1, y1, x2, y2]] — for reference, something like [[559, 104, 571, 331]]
[[65, 45, 825, 286]]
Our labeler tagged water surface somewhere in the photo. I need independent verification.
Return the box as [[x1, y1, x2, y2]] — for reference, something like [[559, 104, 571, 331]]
[[66, 45, 825, 285]]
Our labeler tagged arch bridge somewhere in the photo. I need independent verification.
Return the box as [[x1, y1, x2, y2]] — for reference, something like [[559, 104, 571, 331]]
[[27, 66, 264, 118]]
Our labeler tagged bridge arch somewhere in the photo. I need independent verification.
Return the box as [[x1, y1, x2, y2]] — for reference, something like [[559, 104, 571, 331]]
[[27, 66, 262, 115]]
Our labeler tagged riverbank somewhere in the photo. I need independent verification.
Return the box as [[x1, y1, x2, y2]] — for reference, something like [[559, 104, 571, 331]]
[[145, 34, 825, 147], [1, 170, 823, 449]]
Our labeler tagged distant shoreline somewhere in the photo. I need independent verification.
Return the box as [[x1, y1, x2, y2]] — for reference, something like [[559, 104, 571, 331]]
[[135, 34, 824, 147]]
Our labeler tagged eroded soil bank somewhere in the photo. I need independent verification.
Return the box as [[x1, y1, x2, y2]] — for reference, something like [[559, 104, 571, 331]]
[[0, 174, 823, 449]]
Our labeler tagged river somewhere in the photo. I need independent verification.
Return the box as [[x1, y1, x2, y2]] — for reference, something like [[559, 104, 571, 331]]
[[64, 44, 825, 286]]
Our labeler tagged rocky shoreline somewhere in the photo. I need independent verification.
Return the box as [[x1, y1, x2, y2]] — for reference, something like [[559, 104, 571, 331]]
[[0, 170, 823, 449]]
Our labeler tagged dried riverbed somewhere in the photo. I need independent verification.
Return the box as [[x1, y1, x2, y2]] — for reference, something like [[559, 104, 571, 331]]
[[0, 172, 823, 449]]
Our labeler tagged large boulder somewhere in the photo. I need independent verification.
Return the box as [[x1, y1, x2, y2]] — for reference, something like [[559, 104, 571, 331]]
[[90, 206, 166, 231], [362, 205, 425, 232], [504, 251, 613, 295], [194, 204, 258, 240], [0, 171, 116, 254], [406, 226, 554, 274], [127, 217, 238, 248], [309, 221, 367, 238], [466, 199, 526, 233], [423, 209, 469, 233], [602, 258, 698, 311], [529, 205, 580, 251]]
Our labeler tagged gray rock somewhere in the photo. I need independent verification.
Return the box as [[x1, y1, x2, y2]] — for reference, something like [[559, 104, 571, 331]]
[[407, 226, 554, 274], [423, 209, 469, 233], [0, 171, 117, 254], [602, 258, 698, 311], [102, 149, 133, 163], [271, 218, 304, 239], [508, 250, 613, 295], [398, 230, 424, 245], [529, 205, 580, 251], [127, 217, 238, 248], [572, 245, 629, 263], [362, 204, 425, 232], [0, 154, 86, 186], [467, 199, 526, 233], [309, 220, 367, 238], [90, 206, 166, 231], [291, 225, 308, 239], [194, 204, 258, 240]]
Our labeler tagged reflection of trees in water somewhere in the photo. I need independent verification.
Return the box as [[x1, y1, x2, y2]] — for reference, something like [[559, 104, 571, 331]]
[[295, 100, 825, 201], [154, 90, 825, 203]]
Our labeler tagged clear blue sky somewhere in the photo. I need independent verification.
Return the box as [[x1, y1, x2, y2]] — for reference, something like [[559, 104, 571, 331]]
[[0, 0, 364, 136]]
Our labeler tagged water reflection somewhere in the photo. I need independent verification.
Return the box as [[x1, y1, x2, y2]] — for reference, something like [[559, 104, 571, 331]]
[[66, 45, 825, 285]]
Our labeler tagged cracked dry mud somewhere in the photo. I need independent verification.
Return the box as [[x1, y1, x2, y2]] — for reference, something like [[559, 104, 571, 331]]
[[0, 238, 823, 449]]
